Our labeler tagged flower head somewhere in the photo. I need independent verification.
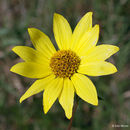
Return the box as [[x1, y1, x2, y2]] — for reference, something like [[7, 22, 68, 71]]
[[10, 12, 119, 119]]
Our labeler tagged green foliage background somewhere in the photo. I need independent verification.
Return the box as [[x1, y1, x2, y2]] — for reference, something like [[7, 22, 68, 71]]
[[0, 0, 130, 130]]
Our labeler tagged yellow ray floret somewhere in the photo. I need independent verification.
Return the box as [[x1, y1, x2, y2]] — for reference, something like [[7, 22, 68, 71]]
[[59, 78, 74, 119], [53, 13, 72, 50], [28, 28, 56, 58], [20, 74, 55, 103], [78, 61, 117, 76], [71, 73, 98, 106], [76, 25, 99, 55], [43, 77, 63, 114], [12, 46, 49, 64], [10, 62, 52, 78], [80, 44, 119, 62], [71, 12, 92, 50]]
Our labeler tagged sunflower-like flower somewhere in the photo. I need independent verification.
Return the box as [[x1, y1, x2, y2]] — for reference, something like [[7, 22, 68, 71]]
[[10, 12, 119, 119]]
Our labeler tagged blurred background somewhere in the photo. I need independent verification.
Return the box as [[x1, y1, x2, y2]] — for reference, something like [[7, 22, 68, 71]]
[[0, 0, 130, 130]]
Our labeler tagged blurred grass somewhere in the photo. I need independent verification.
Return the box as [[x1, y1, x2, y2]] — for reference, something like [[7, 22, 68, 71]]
[[0, 0, 130, 130]]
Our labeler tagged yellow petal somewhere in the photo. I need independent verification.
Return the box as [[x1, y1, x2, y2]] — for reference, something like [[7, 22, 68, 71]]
[[43, 77, 63, 114], [59, 78, 74, 119], [71, 73, 98, 106], [28, 28, 56, 58], [77, 25, 99, 56], [20, 74, 55, 103], [12, 46, 49, 65], [81, 45, 119, 62], [10, 62, 51, 78], [53, 13, 72, 50], [78, 61, 117, 76], [70, 12, 92, 50]]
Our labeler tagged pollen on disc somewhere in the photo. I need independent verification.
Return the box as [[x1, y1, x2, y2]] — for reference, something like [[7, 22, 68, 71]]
[[50, 50, 81, 78]]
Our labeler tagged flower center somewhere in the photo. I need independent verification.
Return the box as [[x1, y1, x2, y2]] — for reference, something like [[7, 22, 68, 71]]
[[50, 50, 81, 78]]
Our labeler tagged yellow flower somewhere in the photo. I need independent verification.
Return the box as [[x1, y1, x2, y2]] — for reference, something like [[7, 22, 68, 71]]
[[10, 12, 119, 119]]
